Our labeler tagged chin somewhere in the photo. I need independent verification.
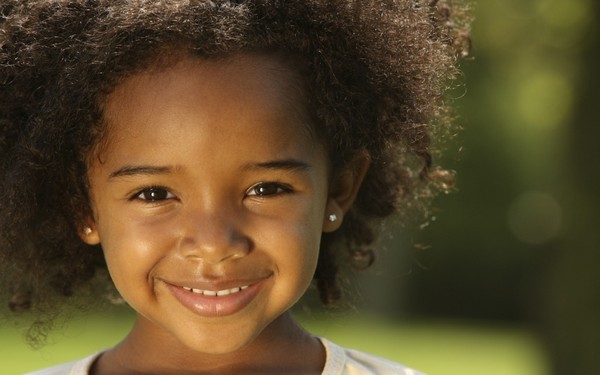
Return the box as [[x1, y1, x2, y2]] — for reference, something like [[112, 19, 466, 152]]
[[173, 324, 263, 356]]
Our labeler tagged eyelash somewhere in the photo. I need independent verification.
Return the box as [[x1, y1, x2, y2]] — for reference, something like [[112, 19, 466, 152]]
[[130, 182, 292, 203], [246, 182, 293, 197], [131, 186, 176, 202]]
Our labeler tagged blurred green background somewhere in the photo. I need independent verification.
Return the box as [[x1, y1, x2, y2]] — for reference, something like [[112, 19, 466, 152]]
[[2, 0, 599, 374]]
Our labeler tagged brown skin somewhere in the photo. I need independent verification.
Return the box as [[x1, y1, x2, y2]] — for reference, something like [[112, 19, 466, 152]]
[[1, 2, 470, 325], [80, 54, 368, 374]]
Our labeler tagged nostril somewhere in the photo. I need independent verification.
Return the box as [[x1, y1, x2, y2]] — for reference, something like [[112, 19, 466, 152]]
[[177, 228, 251, 263]]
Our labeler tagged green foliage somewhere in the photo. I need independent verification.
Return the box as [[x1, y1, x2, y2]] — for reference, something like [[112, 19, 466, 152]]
[[401, 1, 600, 373]]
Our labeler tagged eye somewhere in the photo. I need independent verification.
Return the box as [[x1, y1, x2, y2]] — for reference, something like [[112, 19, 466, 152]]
[[133, 187, 176, 202], [246, 182, 292, 197]]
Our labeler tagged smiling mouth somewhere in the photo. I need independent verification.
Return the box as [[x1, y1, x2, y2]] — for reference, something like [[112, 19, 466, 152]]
[[181, 285, 249, 297], [166, 280, 263, 317]]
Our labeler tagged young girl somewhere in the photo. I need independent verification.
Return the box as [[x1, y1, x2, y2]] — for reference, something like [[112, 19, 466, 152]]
[[0, 1, 469, 374]]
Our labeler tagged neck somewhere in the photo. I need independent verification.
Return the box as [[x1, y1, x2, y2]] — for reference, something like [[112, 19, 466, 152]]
[[92, 312, 325, 375]]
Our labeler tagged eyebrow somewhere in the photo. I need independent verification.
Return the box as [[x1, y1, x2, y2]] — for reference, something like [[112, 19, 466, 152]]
[[109, 165, 172, 179], [243, 159, 312, 172], [108, 159, 311, 180]]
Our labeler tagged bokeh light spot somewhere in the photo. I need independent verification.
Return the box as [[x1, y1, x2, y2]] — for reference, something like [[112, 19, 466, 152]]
[[507, 191, 562, 245], [516, 70, 573, 129], [536, 0, 592, 30]]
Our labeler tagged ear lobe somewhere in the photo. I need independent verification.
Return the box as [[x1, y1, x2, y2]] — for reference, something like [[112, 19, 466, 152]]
[[322, 153, 370, 233], [78, 219, 100, 245], [322, 200, 344, 233]]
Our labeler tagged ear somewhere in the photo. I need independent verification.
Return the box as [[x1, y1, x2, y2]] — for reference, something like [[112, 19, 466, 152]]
[[77, 217, 101, 245], [322, 152, 370, 233]]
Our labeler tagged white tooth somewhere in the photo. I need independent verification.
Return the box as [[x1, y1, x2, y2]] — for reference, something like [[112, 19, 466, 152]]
[[186, 285, 248, 296]]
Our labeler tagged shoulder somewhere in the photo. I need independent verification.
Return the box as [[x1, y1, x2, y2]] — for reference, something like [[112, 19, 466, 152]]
[[319, 338, 424, 375], [25, 352, 102, 375]]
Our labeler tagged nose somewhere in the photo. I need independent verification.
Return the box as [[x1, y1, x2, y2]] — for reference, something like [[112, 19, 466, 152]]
[[178, 207, 250, 264]]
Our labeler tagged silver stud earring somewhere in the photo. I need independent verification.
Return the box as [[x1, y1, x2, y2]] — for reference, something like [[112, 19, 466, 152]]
[[328, 214, 337, 222], [83, 226, 93, 235]]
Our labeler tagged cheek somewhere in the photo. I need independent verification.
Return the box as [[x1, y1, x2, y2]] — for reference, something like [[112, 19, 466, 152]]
[[268, 205, 324, 281], [98, 214, 173, 288]]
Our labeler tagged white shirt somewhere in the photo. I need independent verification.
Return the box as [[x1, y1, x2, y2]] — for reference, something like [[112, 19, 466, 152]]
[[26, 338, 422, 375]]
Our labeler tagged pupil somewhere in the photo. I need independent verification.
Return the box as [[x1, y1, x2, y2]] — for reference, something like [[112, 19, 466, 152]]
[[258, 184, 277, 195], [146, 189, 166, 200]]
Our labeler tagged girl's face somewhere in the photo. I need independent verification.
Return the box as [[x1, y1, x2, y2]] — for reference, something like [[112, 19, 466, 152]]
[[83, 54, 345, 354]]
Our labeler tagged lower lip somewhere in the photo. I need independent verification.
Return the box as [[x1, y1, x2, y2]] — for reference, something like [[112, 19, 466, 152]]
[[165, 282, 263, 317]]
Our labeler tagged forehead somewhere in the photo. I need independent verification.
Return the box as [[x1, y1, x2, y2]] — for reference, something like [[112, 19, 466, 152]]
[[96, 53, 320, 165], [105, 54, 307, 121]]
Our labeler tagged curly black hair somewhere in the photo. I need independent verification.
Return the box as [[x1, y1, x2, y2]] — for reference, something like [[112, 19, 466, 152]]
[[0, 0, 470, 335]]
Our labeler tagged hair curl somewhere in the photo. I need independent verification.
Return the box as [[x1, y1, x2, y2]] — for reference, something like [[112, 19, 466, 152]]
[[0, 0, 470, 335]]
